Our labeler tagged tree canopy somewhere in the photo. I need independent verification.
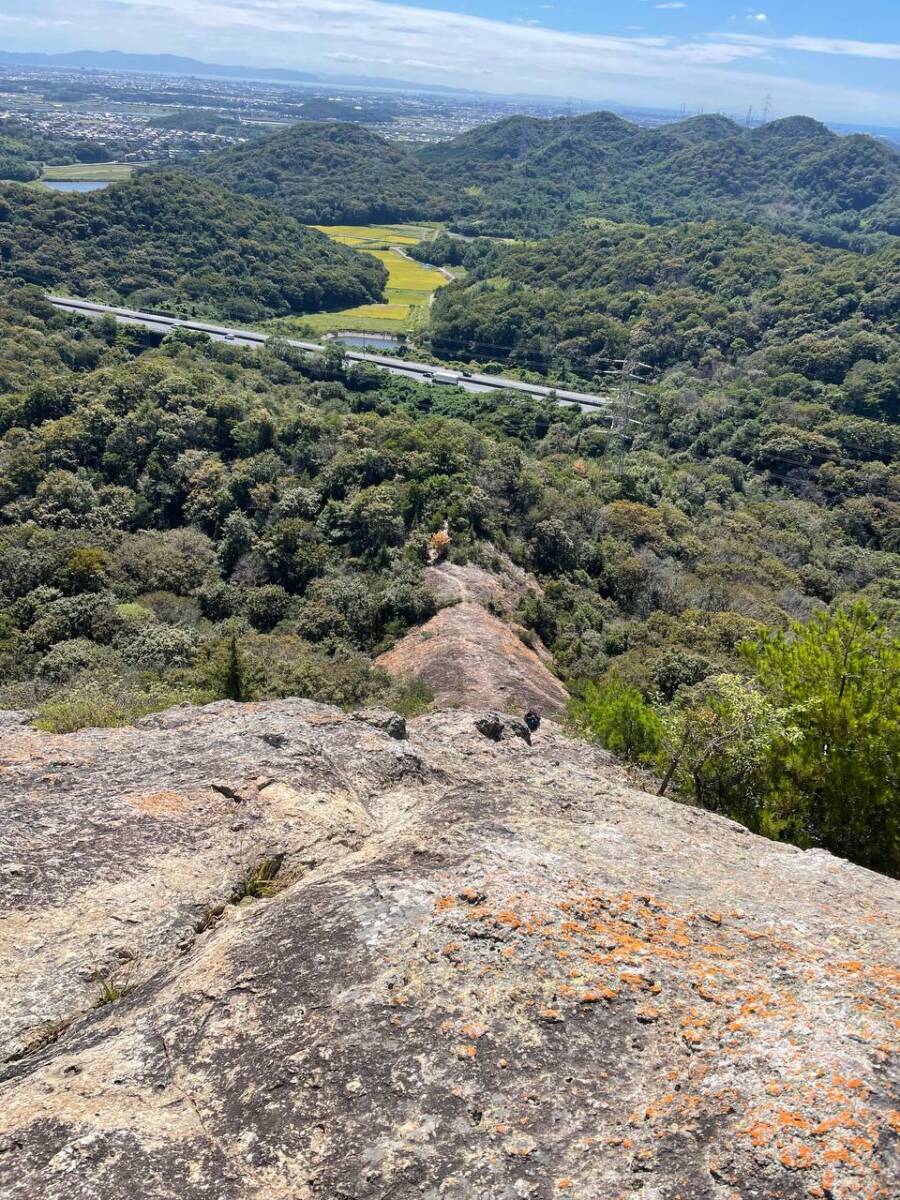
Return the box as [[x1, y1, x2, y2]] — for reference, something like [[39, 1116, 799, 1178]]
[[0, 171, 387, 321]]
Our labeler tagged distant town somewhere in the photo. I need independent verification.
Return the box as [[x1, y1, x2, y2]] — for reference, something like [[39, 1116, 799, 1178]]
[[0, 61, 578, 165]]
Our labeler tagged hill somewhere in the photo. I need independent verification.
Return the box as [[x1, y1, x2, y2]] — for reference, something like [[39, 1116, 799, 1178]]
[[0, 172, 387, 320], [376, 558, 568, 716], [1, 698, 898, 1198], [425, 218, 900, 383], [418, 111, 900, 242], [186, 122, 448, 225], [180, 111, 899, 243]]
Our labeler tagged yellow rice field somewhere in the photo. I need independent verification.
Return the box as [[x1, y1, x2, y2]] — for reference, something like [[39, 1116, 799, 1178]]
[[301, 224, 447, 333], [310, 224, 422, 247]]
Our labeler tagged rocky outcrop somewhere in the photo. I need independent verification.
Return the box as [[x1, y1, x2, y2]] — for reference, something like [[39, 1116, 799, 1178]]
[[423, 558, 535, 612], [1, 700, 898, 1200], [377, 601, 569, 718]]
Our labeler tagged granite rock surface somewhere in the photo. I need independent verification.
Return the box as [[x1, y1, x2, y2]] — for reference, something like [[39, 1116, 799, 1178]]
[[1, 700, 897, 1199]]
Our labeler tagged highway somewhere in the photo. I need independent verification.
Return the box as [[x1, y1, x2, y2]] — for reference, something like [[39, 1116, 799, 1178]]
[[47, 296, 616, 412]]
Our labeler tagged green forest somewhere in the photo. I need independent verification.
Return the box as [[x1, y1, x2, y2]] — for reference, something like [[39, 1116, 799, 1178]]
[[190, 111, 900, 245], [187, 122, 448, 225], [0, 171, 387, 320], [418, 112, 900, 243], [0, 110, 897, 876]]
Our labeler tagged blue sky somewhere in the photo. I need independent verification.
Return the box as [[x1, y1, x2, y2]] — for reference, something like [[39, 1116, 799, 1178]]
[[5, 1, 900, 123]]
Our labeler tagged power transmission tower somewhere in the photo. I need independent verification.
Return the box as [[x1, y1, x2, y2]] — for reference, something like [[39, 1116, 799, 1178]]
[[762, 93, 772, 125], [745, 105, 754, 128], [600, 358, 655, 475]]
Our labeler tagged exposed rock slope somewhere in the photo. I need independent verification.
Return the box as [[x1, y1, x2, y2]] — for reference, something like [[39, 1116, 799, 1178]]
[[378, 602, 568, 718], [379, 561, 567, 718], [1, 701, 898, 1200]]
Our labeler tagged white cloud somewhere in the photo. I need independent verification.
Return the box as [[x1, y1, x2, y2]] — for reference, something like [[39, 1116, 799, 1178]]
[[722, 32, 900, 60], [656, 3, 687, 9], [747, 12, 767, 22]]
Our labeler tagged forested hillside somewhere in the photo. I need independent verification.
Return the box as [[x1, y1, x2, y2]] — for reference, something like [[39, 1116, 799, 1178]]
[[426, 219, 900, 389], [420, 111, 900, 243], [0, 97, 896, 875], [179, 111, 900, 244], [187, 122, 448, 224], [0, 171, 386, 320], [0, 287, 896, 871]]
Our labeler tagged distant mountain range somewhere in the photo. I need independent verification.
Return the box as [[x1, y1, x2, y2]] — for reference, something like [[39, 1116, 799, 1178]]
[[0, 48, 480, 97]]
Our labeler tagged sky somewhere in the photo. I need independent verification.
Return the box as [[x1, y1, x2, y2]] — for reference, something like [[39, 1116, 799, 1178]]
[[4, 0, 900, 124]]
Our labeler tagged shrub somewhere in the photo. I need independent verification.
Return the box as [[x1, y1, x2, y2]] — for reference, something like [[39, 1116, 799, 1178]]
[[244, 584, 292, 632], [385, 674, 434, 719], [570, 675, 662, 763], [26, 593, 120, 652], [120, 624, 199, 671], [112, 529, 216, 595], [35, 679, 189, 733], [38, 638, 122, 683], [651, 649, 713, 702], [190, 632, 387, 709], [428, 529, 450, 562], [63, 548, 109, 593], [656, 673, 796, 824], [532, 519, 577, 575]]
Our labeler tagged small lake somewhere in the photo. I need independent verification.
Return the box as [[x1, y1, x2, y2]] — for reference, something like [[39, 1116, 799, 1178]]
[[333, 332, 404, 351], [44, 181, 111, 193]]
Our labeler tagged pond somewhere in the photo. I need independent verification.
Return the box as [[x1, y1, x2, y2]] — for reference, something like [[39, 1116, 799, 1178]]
[[44, 180, 111, 193], [332, 332, 404, 352]]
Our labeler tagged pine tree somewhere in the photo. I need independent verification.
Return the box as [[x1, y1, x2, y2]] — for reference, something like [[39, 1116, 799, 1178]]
[[748, 602, 899, 876]]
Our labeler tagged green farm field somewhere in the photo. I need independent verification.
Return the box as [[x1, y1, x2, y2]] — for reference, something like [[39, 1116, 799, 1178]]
[[39, 163, 138, 182]]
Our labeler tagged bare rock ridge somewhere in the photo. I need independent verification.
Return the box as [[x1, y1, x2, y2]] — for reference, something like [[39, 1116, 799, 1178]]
[[379, 560, 569, 717], [1, 700, 898, 1199]]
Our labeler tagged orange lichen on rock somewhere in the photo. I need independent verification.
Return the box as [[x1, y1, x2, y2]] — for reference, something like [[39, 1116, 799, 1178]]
[[426, 879, 897, 1199], [748, 1121, 775, 1147], [461, 1022, 489, 1039], [778, 1111, 811, 1132], [455, 1043, 477, 1059], [780, 1143, 815, 1170], [495, 910, 522, 928], [580, 986, 618, 1003]]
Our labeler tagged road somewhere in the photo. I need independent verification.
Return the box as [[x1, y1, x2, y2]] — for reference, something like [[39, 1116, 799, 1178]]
[[47, 296, 615, 412]]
